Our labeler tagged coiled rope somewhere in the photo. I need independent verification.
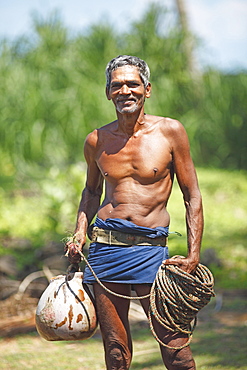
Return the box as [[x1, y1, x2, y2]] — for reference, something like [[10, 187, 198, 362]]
[[148, 257, 215, 349], [65, 242, 215, 350]]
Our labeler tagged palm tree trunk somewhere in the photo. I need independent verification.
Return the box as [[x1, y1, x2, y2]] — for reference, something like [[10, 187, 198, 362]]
[[175, 0, 199, 76]]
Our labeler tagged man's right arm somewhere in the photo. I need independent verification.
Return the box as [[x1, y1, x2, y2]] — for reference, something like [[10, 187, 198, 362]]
[[67, 130, 104, 262]]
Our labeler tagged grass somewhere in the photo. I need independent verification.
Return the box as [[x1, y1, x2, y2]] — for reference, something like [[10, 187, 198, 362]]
[[1, 290, 246, 369]]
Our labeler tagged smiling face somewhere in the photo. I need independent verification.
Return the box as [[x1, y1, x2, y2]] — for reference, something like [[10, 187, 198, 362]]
[[106, 65, 151, 114]]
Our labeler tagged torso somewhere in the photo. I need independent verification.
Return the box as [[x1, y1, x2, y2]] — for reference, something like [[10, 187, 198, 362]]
[[92, 115, 175, 228]]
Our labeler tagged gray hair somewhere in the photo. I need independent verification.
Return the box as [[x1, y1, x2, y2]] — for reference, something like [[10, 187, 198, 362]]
[[105, 55, 150, 89]]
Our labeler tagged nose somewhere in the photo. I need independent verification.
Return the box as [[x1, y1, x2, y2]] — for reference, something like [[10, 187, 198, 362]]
[[119, 84, 130, 95]]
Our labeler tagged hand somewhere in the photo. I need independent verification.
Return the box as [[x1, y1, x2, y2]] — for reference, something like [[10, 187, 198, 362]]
[[162, 255, 199, 274], [64, 232, 86, 264]]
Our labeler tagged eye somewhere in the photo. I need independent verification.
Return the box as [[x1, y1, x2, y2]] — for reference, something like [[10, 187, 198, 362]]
[[110, 82, 121, 89], [127, 82, 140, 88]]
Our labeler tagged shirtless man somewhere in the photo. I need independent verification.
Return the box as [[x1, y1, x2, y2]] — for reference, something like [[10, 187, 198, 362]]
[[67, 55, 203, 370]]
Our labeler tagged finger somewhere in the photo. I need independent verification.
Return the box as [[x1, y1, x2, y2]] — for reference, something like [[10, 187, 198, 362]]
[[162, 259, 180, 265]]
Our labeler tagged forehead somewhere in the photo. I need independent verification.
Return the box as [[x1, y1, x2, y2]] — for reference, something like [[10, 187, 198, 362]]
[[110, 65, 142, 83]]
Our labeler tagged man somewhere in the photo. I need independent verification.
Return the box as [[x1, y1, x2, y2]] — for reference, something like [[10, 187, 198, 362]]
[[67, 55, 203, 370]]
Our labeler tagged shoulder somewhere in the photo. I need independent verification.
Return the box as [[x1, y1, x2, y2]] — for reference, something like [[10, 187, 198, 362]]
[[84, 129, 99, 157], [146, 114, 182, 129], [158, 116, 185, 134], [147, 115, 187, 137], [85, 121, 117, 145], [84, 121, 117, 156], [160, 116, 188, 140], [151, 116, 190, 152]]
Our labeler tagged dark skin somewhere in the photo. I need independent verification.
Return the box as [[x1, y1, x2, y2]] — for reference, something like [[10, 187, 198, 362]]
[[67, 65, 203, 370]]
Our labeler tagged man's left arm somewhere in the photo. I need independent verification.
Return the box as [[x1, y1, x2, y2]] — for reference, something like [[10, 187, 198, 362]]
[[164, 120, 203, 273]]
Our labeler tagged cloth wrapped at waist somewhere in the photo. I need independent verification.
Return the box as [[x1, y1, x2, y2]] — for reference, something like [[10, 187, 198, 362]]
[[91, 217, 168, 238], [90, 218, 168, 246], [83, 217, 169, 284]]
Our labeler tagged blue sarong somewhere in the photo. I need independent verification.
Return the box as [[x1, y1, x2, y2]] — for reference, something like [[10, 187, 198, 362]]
[[83, 218, 169, 284]]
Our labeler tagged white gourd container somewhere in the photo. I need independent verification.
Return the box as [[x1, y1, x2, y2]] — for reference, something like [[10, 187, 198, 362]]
[[35, 272, 98, 341]]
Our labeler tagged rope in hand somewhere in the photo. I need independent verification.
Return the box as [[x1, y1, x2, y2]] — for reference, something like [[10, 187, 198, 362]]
[[148, 257, 215, 349], [65, 240, 215, 350]]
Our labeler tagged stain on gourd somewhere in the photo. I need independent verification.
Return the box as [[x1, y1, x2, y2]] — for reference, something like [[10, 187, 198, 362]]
[[76, 314, 83, 323], [55, 317, 67, 328], [75, 289, 85, 303], [68, 305, 74, 330]]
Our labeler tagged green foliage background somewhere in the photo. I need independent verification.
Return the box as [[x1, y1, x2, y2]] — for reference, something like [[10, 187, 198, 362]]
[[0, 5, 246, 171], [0, 5, 246, 288]]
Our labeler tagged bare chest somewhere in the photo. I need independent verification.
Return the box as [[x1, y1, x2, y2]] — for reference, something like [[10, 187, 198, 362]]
[[96, 131, 172, 182]]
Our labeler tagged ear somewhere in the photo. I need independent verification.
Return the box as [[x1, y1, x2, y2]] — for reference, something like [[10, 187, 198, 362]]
[[106, 86, 111, 100], [145, 83, 152, 98]]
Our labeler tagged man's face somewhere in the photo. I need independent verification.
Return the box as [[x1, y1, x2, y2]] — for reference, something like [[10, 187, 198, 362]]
[[106, 65, 151, 114]]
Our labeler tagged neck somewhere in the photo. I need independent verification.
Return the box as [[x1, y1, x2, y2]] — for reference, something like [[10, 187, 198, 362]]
[[116, 108, 146, 137]]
